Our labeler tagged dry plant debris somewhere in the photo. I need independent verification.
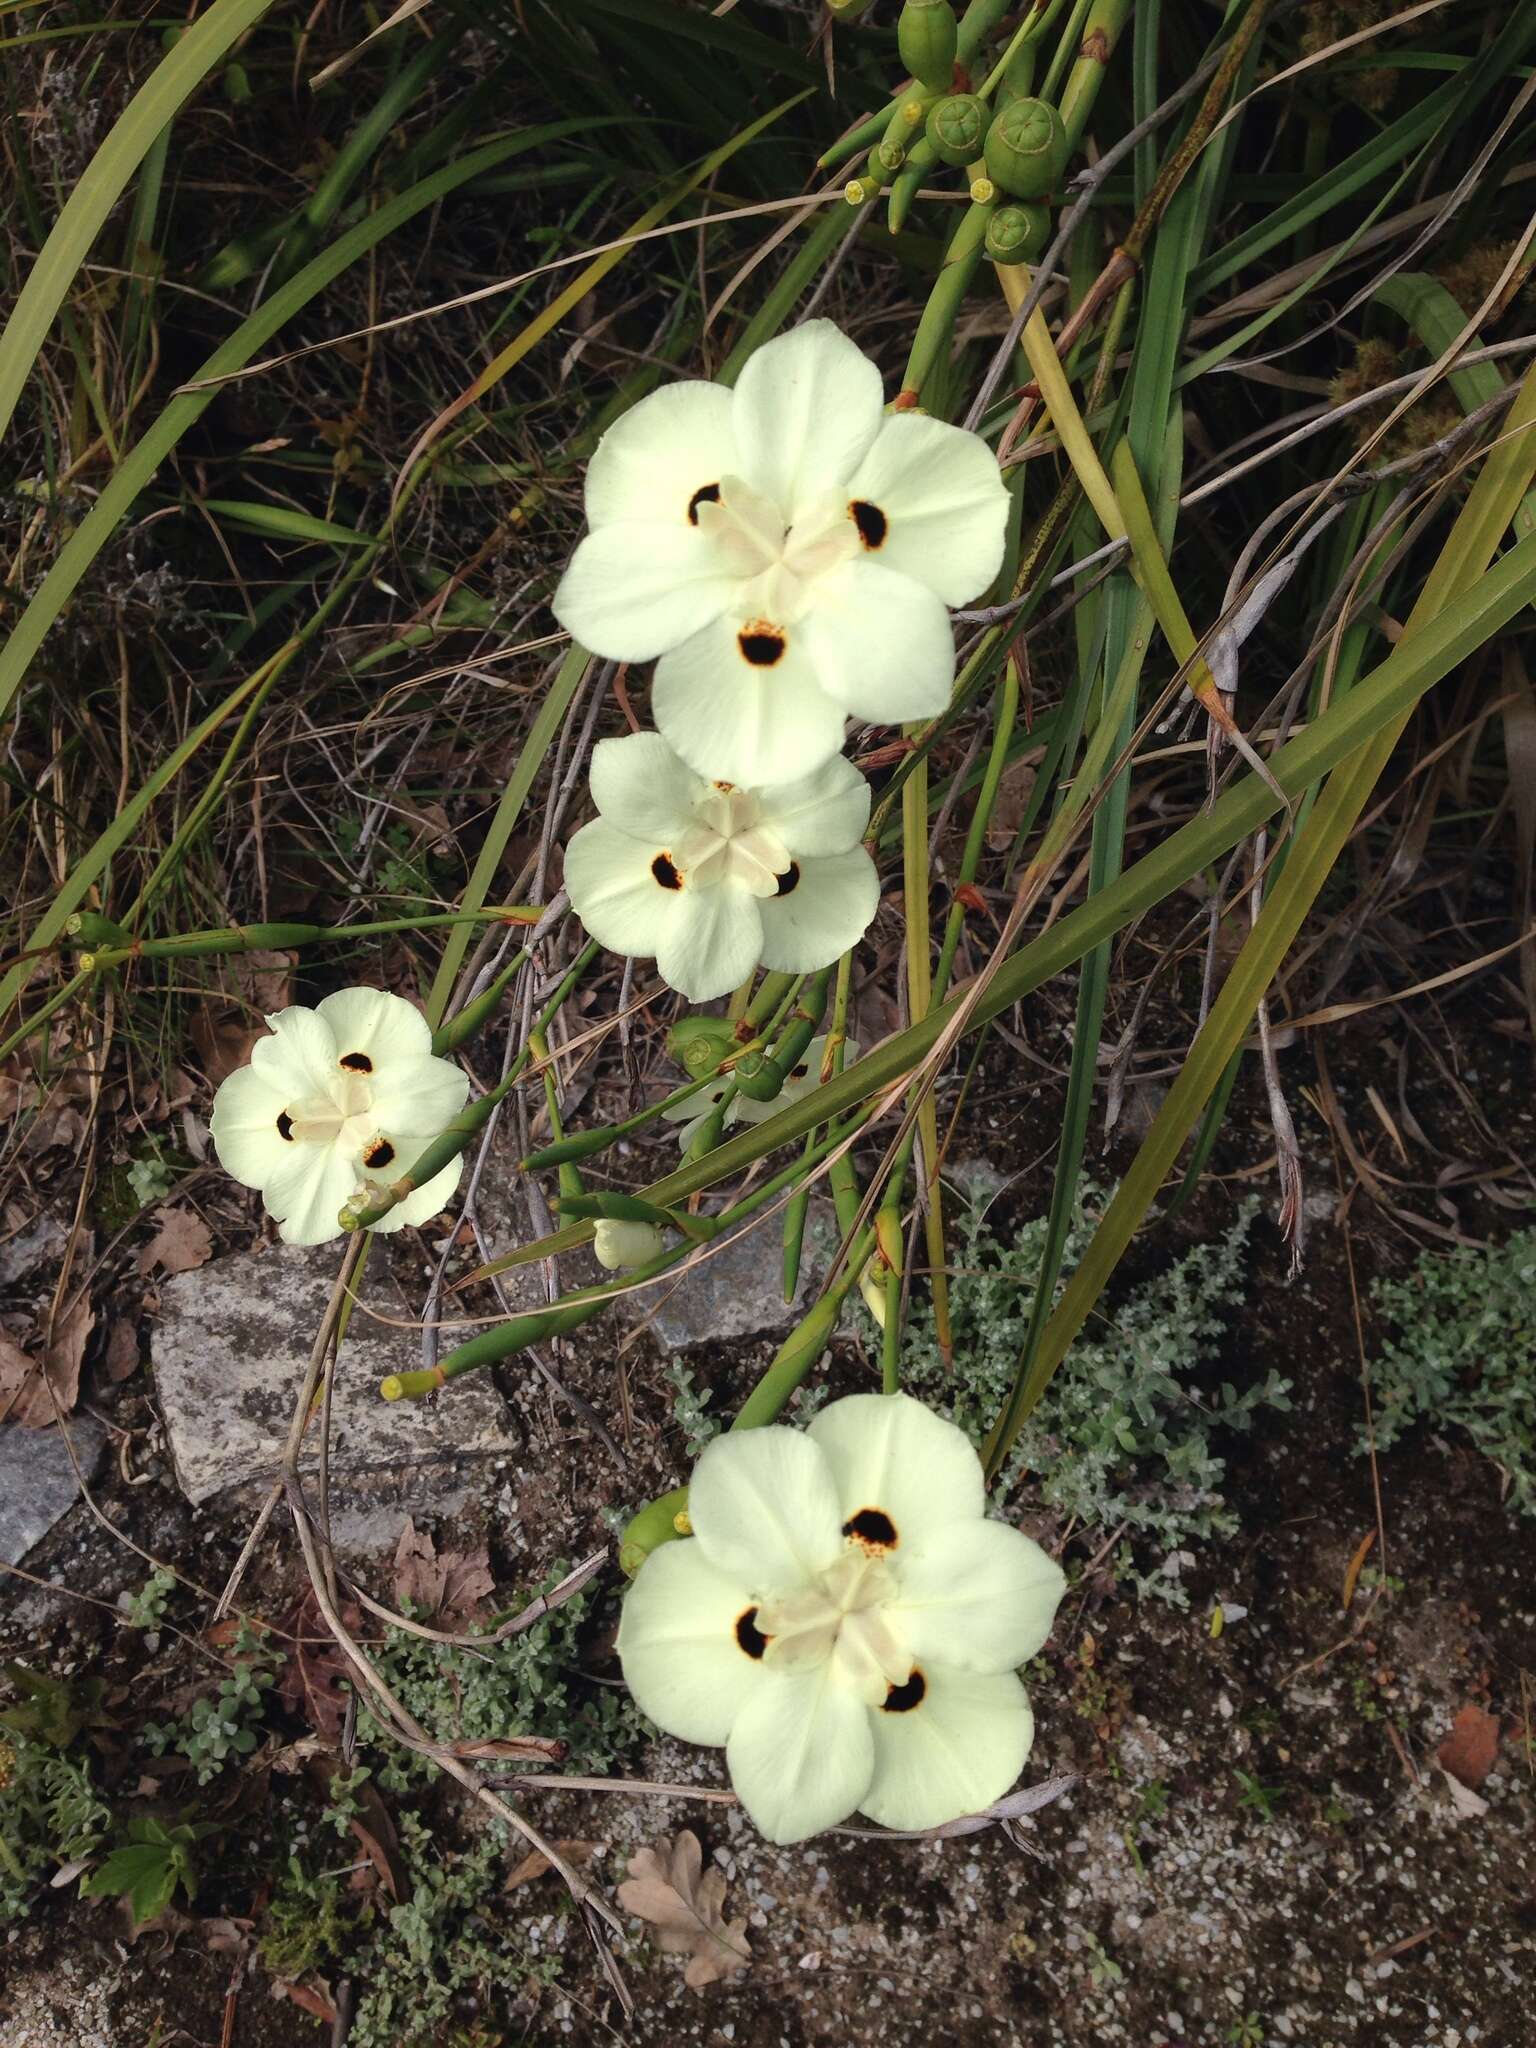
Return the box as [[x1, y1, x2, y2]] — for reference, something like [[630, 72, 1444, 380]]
[[617, 1829, 753, 1989]]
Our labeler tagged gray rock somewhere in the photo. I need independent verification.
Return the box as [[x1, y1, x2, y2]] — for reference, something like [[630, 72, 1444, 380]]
[[151, 1245, 518, 1506], [0, 1416, 107, 1565], [649, 1201, 837, 1353]]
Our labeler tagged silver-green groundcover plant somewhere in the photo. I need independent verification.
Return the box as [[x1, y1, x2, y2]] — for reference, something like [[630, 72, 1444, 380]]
[[618, 1395, 1065, 1844]]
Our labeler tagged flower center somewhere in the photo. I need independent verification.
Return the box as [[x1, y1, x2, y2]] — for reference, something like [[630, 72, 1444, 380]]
[[667, 784, 791, 900], [755, 1549, 913, 1706], [275, 1072, 396, 1178], [695, 474, 860, 630]]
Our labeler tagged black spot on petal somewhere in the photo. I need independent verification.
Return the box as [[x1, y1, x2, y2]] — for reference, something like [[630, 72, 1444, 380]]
[[774, 862, 801, 897], [882, 1669, 926, 1713], [339, 1050, 373, 1073], [276, 1111, 295, 1142], [843, 1506, 898, 1549], [364, 1138, 396, 1169], [738, 625, 786, 668], [687, 482, 721, 525], [735, 1607, 769, 1659], [850, 499, 888, 549], [651, 852, 684, 891]]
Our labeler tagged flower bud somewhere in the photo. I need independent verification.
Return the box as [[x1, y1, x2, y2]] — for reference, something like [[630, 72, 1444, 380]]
[[925, 91, 989, 167], [985, 200, 1050, 265], [666, 1014, 737, 1076], [983, 96, 1068, 200], [594, 1218, 668, 1271], [897, 0, 957, 93], [827, 0, 872, 16]]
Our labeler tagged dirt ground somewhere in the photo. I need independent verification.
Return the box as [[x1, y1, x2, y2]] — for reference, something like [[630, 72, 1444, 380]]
[[3, 980, 1534, 2048]]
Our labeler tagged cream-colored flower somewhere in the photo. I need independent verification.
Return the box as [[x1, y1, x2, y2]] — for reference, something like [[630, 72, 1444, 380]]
[[209, 990, 466, 1245], [617, 1392, 1065, 1843], [552, 321, 1008, 786]]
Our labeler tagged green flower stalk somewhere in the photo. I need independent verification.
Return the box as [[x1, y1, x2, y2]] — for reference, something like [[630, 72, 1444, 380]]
[[898, 0, 959, 93], [983, 96, 1068, 198], [887, 134, 942, 234], [900, 192, 995, 401], [732, 971, 832, 1103]]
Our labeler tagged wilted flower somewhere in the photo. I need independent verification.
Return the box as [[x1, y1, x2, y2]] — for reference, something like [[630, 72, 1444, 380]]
[[552, 321, 1008, 786], [563, 732, 879, 1002], [594, 1217, 668, 1271], [210, 990, 466, 1246], [617, 1392, 1065, 1843]]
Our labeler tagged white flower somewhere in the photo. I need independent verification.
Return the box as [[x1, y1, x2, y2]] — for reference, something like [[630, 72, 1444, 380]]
[[563, 732, 879, 1003], [662, 1033, 856, 1151], [617, 1392, 1065, 1844], [594, 1217, 667, 1271], [209, 989, 468, 1246], [551, 321, 1008, 787]]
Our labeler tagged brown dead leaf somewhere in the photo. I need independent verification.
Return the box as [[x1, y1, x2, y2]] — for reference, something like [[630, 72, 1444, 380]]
[[189, 949, 294, 1087], [1437, 1703, 1501, 1790], [275, 1591, 360, 1744], [272, 1979, 339, 2025], [103, 1317, 141, 1383], [505, 1839, 597, 1891], [444, 1733, 567, 1764], [617, 1830, 751, 1990], [1, 1292, 94, 1427], [391, 1518, 494, 1622], [136, 1206, 213, 1278]]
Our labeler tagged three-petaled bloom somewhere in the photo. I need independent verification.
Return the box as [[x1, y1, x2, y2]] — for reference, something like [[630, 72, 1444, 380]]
[[552, 321, 1009, 787], [563, 731, 879, 1002], [617, 1392, 1065, 1844], [210, 990, 467, 1246]]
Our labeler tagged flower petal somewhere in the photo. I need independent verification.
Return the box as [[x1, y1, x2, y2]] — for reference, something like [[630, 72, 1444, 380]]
[[861, 1665, 1034, 1833], [551, 523, 737, 663], [687, 1424, 843, 1593], [654, 886, 764, 1003], [374, 1054, 468, 1145], [617, 1537, 764, 1746], [756, 754, 870, 858], [314, 987, 431, 1070], [800, 559, 955, 725], [726, 1661, 875, 1843], [807, 1391, 984, 1552], [588, 731, 704, 844], [584, 379, 739, 530], [372, 1156, 465, 1234], [732, 321, 885, 527], [209, 1062, 297, 1189], [845, 413, 1009, 605], [249, 1005, 341, 1102], [891, 1519, 1065, 1675], [757, 847, 879, 975], [563, 817, 689, 962], [652, 613, 848, 787], [261, 1142, 359, 1247]]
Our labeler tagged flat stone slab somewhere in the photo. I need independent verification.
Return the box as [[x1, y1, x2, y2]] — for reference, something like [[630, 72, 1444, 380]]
[[152, 1246, 517, 1506], [649, 1200, 837, 1353], [0, 1417, 107, 1565]]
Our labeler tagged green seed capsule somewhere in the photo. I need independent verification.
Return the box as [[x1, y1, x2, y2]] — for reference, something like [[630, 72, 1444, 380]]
[[925, 91, 989, 167], [985, 201, 1050, 265], [897, 0, 958, 93], [983, 96, 1068, 201], [666, 1014, 737, 1075]]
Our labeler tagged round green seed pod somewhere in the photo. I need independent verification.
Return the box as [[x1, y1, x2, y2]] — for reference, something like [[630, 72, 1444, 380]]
[[897, 0, 957, 93], [983, 96, 1068, 200], [925, 91, 989, 167], [985, 201, 1050, 266], [666, 1014, 737, 1075]]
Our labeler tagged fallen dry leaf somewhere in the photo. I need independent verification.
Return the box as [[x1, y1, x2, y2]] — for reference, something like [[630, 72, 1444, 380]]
[[189, 949, 294, 1087], [617, 1830, 751, 1990], [1437, 1702, 1501, 1790], [505, 1839, 597, 1891], [103, 1318, 141, 1383], [272, 1979, 339, 2025], [136, 1206, 214, 1278], [1, 1292, 95, 1427], [445, 1733, 567, 1764], [392, 1518, 494, 1622], [275, 1591, 359, 1744], [1440, 1766, 1490, 1821]]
